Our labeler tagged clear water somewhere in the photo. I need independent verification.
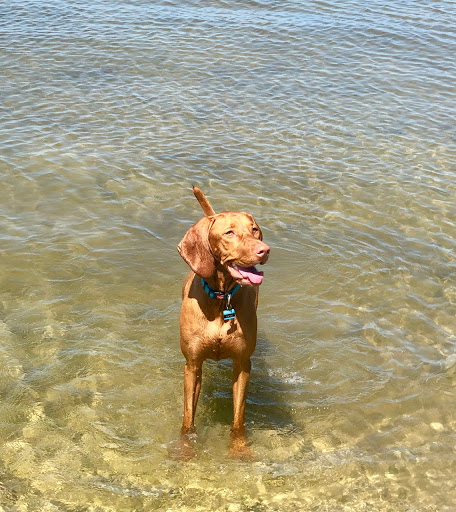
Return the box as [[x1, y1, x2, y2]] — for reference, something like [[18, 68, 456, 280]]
[[1, 0, 455, 510]]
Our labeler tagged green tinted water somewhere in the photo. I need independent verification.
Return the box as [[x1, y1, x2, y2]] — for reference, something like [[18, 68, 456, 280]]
[[1, 0, 455, 510]]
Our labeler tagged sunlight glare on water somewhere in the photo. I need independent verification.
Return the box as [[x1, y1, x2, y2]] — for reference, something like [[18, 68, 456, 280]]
[[0, 0, 456, 510]]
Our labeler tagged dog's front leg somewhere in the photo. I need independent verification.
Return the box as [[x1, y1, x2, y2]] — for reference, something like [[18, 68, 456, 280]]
[[230, 358, 252, 457], [181, 362, 202, 435], [231, 358, 251, 437]]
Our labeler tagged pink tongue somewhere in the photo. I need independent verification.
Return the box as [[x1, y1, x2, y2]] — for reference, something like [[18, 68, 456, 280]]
[[238, 266, 264, 285]]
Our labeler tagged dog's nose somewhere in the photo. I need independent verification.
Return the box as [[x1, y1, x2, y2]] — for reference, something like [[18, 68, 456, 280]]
[[256, 243, 270, 259]]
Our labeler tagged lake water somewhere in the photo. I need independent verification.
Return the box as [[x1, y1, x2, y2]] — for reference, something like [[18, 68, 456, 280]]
[[1, 0, 455, 510]]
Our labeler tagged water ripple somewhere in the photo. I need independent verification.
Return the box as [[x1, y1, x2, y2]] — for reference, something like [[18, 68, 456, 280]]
[[1, 0, 456, 510]]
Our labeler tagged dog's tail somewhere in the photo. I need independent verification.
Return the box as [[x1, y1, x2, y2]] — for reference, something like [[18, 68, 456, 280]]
[[193, 186, 216, 216]]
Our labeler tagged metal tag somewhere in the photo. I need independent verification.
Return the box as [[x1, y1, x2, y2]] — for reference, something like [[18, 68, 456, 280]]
[[223, 308, 235, 321]]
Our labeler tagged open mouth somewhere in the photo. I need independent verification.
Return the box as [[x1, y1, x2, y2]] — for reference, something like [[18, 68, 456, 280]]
[[228, 264, 264, 286]]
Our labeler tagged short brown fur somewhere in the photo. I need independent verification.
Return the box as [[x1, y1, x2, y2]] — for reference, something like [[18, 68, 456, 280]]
[[177, 187, 270, 455]]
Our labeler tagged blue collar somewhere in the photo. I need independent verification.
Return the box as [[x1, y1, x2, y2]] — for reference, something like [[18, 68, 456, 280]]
[[201, 278, 241, 300], [201, 278, 241, 321]]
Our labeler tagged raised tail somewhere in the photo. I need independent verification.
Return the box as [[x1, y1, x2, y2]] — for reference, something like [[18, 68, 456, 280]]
[[192, 186, 216, 216]]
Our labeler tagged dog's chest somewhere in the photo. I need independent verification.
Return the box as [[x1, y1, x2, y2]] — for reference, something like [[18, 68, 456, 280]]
[[202, 320, 252, 361]]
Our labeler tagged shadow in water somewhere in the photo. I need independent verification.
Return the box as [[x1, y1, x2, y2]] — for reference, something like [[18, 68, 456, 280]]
[[198, 331, 296, 434]]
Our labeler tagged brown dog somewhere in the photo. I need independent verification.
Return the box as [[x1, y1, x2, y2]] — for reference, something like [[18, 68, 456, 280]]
[[177, 186, 270, 453]]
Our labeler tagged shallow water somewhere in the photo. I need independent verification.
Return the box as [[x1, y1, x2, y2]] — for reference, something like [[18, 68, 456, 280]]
[[1, 0, 456, 510]]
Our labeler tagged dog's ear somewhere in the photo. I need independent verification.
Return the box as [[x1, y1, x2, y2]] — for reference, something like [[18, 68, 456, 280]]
[[177, 217, 216, 279]]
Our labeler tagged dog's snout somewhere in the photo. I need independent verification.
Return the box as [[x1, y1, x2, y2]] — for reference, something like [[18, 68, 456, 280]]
[[256, 242, 270, 260]]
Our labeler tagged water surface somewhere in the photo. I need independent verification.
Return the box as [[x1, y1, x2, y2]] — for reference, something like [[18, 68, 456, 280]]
[[1, 0, 456, 510]]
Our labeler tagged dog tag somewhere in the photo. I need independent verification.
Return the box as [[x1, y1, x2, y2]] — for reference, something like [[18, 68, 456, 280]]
[[223, 308, 236, 321]]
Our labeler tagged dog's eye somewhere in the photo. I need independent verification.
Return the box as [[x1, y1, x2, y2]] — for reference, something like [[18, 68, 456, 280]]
[[225, 230, 235, 237], [252, 227, 259, 235]]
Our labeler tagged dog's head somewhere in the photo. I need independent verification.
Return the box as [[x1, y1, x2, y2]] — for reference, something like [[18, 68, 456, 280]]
[[177, 188, 270, 285]]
